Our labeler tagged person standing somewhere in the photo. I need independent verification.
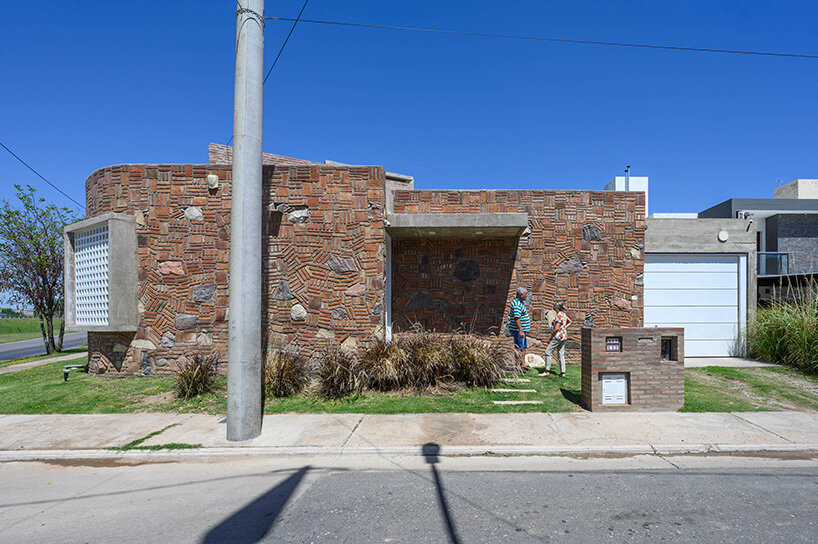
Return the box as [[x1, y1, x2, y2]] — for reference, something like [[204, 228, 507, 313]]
[[508, 287, 531, 371], [541, 301, 571, 377]]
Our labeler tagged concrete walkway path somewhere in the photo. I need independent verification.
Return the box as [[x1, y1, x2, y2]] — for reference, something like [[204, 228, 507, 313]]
[[684, 356, 778, 368], [0, 411, 816, 460], [0, 352, 87, 375]]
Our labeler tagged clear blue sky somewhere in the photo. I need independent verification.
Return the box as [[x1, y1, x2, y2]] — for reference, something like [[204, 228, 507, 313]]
[[2, 1, 816, 215]]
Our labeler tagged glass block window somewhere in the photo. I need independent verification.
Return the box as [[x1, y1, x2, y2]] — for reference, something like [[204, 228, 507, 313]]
[[74, 226, 109, 326]]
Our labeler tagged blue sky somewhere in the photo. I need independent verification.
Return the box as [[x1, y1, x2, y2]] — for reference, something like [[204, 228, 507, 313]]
[[1, 1, 816, 216]]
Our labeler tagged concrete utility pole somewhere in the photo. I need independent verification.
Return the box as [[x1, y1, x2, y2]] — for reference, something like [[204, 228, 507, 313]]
[[227, 0, 264, 441]]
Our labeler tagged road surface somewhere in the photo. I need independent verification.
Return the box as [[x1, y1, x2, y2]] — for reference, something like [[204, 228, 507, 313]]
[[0, 331, 86, 362], [0, 453, 816, 543]]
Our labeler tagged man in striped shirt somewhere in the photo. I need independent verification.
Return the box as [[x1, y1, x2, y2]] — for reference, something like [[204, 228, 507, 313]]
[[508, 286, 531, 371]]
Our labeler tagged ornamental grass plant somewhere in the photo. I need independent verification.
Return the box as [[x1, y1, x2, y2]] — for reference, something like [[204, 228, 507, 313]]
[[746, 281, 818, 374], [316, 343, 366, 399], [174, 354, 219, 399], [264, 347, 309, 398]]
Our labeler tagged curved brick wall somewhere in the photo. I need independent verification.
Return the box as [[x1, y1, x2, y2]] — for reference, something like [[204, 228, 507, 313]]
[[85, 162, 387, 375]]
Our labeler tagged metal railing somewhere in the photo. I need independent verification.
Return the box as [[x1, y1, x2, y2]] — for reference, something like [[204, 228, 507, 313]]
[[758, 252, 789, 276]]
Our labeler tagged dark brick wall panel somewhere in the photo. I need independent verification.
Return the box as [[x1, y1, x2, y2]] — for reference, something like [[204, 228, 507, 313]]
[[775, 214, 818, 275]]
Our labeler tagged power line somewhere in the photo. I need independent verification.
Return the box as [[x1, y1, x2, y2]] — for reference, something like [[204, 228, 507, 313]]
[[266, 16, 818, 60], [0, 140, 84, 210], [227, 0, 309, 145]]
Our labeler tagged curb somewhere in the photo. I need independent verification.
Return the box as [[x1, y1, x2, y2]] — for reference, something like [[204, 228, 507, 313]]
[[1, 443, 816, 461]]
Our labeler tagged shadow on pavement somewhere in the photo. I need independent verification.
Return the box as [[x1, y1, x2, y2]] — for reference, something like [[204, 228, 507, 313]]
[[202, 465, 310, 544], [423, 442, 461, 544]]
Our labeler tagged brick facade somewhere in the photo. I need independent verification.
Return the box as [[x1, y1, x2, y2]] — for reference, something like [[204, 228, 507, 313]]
[[773, 214, 818, 275], [81, 146, 646, 375], [391, 190, 646, 361], [581, 327, 684, 411]]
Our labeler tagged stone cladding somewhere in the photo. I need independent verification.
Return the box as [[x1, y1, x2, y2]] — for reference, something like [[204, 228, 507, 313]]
[[581, 327, 685, 411], [390, 190, 646, 362], [775, 214, 818, 275]]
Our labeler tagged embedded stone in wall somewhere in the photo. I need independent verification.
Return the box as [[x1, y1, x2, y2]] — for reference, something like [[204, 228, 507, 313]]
[[290, 304, 307, 321], [316, 328, 335, 339], [372, 302, 383, 315], [308, 296, 321, 310], [275, 280, 294, 301], [184, 206, 204, 221], [192, 283, 217, 303], [197, 332, 213, 347], [159, 261, 185, 275], [331, 308, 348, 320], [340, 336, 357, 353], [634, 273, 644, 286], [630, 247, 641, 259], [327, 256, 357, 273], [156, 358, 169, 367], [160, 331, 176, 348], [409, 291, 433, 310], [525, 353, 545, 367], [132, 339, 156, 350], [134, 210, 145, 226], [555, 256, 585, 275], [113, 343, 128, 353], [582, 224, 602, 241], [175, 313, 199, 330], [584, 314, 596, 328], [611, 297, 631, 311], [345, 283, 366, 296], [453, 259, 480, 282], [141, 353, 152, 375], [287, 207, 310, 223]]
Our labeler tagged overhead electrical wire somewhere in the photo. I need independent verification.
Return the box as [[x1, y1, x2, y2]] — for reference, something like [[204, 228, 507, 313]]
[[227, 0, 310, 145], [0, 140, 84, 210], [266, 16, 818, 60]]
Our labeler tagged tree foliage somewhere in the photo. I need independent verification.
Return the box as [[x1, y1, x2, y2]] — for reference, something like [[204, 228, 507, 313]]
[[0, 185, 80, 352]]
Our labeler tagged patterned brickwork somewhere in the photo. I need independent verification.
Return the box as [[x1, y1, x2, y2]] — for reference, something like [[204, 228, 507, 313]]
[[85, 159, 386, 375], [391, 190, 646, 361], [262, 165, 387, 355], [392, 238, 516, 334], [208, 142, 318, 167], [581, 327, 685, 411], [85, 164, 234, 375]]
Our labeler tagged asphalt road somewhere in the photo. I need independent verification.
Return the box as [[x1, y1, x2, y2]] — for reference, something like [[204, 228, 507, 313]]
[[1, 454, 816, 543], [0, 332, 87, 361]]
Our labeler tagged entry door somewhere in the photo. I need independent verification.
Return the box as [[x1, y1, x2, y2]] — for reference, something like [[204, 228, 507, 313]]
[[644, 254, 746, 357]]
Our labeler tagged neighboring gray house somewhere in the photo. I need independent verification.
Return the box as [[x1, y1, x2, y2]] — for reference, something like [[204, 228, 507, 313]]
[[699, 179, 818, 278]]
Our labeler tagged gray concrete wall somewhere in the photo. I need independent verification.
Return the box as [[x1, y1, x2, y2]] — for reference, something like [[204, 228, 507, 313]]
[[64, 212, 138, 332]]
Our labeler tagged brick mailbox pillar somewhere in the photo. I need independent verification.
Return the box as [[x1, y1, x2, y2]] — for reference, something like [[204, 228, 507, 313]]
[[581, 327, 685, 411]]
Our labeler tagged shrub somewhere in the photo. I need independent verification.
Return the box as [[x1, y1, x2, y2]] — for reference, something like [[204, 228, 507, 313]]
[[359, 339, 410, 391], [175, 354, 219, 399], [404, 330, 452, 390], [449, 334, 505, 387], [264, 348, 309, 398], [316, 344, 365, 399], [746, 283, 818, 374]]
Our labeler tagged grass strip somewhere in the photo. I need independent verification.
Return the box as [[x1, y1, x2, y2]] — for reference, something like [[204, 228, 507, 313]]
[[109, 423, 180, 451], [0, 346, 88, 369]]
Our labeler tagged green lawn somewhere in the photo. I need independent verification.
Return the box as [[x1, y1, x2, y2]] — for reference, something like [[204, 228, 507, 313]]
[[0, 346, 88, 369], [0, 362, 815, 415], [0, 317, 69, 344]]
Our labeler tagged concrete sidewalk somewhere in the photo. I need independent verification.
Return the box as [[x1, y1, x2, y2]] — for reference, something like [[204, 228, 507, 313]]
[[0, 352, 86, 375], [0, 411, 817, 460]]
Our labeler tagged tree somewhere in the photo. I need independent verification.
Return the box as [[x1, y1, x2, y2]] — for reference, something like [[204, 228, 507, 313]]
[[0, 185, 80, 353]]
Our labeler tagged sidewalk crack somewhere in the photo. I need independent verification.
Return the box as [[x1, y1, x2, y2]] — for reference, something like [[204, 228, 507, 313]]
[[340, 415, 364, 448], [731, 413, 793, 443]]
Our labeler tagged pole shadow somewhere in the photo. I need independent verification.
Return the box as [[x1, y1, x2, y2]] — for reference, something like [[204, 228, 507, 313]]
[[202, 465, 310, 544], [423, 443, 462, 544]]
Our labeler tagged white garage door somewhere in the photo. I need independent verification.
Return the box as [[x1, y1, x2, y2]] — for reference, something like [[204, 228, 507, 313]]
[[644, 254, 746, 357]]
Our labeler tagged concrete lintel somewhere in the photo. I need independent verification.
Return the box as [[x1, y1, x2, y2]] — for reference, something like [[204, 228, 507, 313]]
[[64, 212, 135, 234], [386, 212, 528, 239]]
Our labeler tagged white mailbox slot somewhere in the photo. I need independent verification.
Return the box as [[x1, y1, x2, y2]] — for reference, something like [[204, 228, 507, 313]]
[[601, 373, 628, 405]]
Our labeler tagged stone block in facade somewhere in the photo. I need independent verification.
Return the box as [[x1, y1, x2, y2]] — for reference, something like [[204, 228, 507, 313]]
[[581, 327, 684, 412]]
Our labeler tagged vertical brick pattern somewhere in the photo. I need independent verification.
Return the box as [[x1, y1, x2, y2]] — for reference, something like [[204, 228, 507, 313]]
[[391, 190, 646, 360], [581, 327, 684, 412], [263, 165, 387, 354]]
